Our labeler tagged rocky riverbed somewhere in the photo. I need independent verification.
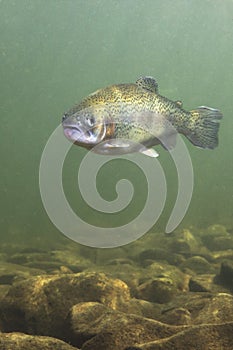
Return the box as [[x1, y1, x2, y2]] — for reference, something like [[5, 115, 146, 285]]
[[0, 224, 233, 349]]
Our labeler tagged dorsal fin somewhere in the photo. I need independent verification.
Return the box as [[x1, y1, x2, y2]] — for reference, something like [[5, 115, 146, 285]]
[[175, 100, 183, 108], [136, 76, 158, 93]]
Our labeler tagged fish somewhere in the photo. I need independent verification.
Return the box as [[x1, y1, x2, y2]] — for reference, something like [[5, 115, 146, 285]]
[[62, 76, 223, 157]]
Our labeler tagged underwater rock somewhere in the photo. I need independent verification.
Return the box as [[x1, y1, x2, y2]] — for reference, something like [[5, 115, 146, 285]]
[[0, 332, 79, 350], [123, 322, 233, 350], [137, 277, 176, 303], [152, 293, 210, 325], [157, 291, 233, 326], [78, 304, 233, 350], [217, 260, 233, 290], [168, 229, 202, 256], [106, 258, 134, 266], [202, 234, 233, 251], [7, 252, 53, 265], [159, 307, 192, 325], [199, 224, 233, 251], [134, 247, 185, 267], [0, 261, 45, 283], [68, 301, 186, 347], [212, 250, 233, 262], [205, 224, 229, 236], [50, 249, 93, 272], [7, 249, 91, 273], [0, 285, 10, 300], [143, 262, 189, 293], [85, 261, 140, 295], [189, 273, 229, 294], [82, 245, 128, 265], [180, 255, 216, 274], [137, 248, 171, 266], [79, 311, 186, 350], [67, 302, 117, 347], [210, 236, 233, 251], [0, 272, 130, 340], [118, 298, 162, 320], [193, 293, 233, 324], [189, 274, 215, 292]]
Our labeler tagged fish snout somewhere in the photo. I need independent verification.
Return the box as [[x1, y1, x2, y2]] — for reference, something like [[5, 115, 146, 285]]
[[63, 124, 83, 142]]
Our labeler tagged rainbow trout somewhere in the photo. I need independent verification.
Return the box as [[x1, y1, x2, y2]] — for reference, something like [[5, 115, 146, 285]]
[[62, 76, 223, 157]]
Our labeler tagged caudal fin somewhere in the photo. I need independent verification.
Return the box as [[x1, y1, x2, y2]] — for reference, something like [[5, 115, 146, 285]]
[[186, 106, 223, 149]]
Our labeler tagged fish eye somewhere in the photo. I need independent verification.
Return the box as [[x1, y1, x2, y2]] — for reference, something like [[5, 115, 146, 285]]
[[62, 113, 68, 122]]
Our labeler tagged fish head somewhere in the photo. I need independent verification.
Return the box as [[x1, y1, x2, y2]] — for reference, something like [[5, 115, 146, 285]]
[[62, 106, 114, 147]]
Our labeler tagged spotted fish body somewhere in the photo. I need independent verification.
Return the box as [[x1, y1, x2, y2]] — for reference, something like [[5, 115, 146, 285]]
[[62, 76, 223, 157]]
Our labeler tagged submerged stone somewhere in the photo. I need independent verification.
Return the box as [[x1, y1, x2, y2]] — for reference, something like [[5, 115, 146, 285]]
[[0, 272, 130, 340], [0, 332, 79, 350]]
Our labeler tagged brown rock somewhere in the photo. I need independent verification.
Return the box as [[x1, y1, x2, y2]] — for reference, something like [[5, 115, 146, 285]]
[[210, 236, 233, 251], [118, 298, 162, 320], [124, 322, 233, 350], [137, 248, 170, 266], [136, 262, 188, 304], [200, 224, 233, 251], [0, 261, 45, 283], [0, 272, 130, 340], [75, 297, 233, 350], [193, 293, 233, 324], [159, 307, 192, 326], [86, 263, 141, 296], [188, 274, 227, 293], [217, 260, 233, 290], [168, 229, 201, 255], [79, 311, 186, 350], [137, 277, 176, 303], [0, 332, 79, 350], [180, 255, 216, 274]]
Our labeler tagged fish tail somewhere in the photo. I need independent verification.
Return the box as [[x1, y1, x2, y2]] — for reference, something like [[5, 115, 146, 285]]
[[186, 106, 223, 149]]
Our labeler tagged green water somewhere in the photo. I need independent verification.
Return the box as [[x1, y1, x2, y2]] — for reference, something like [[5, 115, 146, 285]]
[[1, 0, 232, 247]]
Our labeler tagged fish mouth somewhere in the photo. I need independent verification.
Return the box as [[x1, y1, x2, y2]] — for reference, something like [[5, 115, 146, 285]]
[[63, 125, 88, 142], [63, 124, 100, 145]]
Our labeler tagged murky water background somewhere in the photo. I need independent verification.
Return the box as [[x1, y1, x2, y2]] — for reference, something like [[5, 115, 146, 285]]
[[1, 0, 232, 247]]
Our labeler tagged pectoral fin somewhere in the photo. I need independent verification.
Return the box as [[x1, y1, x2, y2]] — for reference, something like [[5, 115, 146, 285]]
[[140, 148, 159, 157], [175, 100, 183, 108]]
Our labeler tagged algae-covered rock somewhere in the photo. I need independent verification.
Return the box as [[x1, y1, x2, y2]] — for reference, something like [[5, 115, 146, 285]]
[[193, 293, 233, 324], [118, 298, 162, 320], [80, 311, 186, 350], [189, 274, 216, 292], [158, 292, 233, 326], [200, 224, 233, 251], [124, 322, 233, 350], [205, 224, 229, 236], [136, 262, 189, 303], [180, 255, 216, 274], [137, 277, 176, 303], [67, 302, 116, 346], [68, 302, 180, 347], [168, 229, 202, 255], [217, 260, 233, 290], [85, 262, 141, 296], [0, 272, 130, 339], [0, 332, 79, 350], [0, 261, 45, 283], [159, 307, 192, 326], [7, 248, 91, 273]]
